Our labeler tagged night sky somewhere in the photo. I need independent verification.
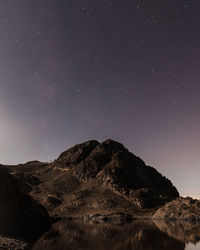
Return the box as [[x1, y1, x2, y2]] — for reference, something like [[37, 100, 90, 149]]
[[0, 0, 200, 198]]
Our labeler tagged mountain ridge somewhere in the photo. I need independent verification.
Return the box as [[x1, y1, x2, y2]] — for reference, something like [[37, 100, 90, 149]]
[[5, 139, 179, 217]]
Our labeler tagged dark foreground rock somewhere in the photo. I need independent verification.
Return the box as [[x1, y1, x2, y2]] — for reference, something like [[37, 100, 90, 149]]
[[153, 197, 200, 220], [0, 235, 30, 250], [0, 168, 51, 242], [7, 139, 179, 217]]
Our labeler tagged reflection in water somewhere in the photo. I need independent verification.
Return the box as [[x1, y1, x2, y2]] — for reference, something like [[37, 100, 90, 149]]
[[187, 243, 200, 250], [33, 219, 200, 250], [154, 220, 200, 244]]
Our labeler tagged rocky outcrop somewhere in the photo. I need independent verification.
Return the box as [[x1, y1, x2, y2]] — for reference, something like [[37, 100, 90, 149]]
[[5, 139, 179, 217], [153, 197, 200, 220], [0, 168, 51, 241]]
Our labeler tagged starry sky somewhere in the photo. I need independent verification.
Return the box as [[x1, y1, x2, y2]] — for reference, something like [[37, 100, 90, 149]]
[[0, 0, 200, 198]]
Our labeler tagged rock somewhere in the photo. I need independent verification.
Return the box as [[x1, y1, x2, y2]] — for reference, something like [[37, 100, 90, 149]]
[[0, 235, 30, 250], [82, 212, 133, 222], [153, 197, 200, 220], [0, 168, 51, 242]]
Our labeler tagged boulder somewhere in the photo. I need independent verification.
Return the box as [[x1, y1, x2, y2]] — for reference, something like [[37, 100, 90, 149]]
[[153, 197, 200, 220]]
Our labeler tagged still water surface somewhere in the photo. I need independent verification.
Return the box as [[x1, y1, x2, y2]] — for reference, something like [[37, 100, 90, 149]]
[[33, 219, 200, 250], [187, 243, 200, 250]]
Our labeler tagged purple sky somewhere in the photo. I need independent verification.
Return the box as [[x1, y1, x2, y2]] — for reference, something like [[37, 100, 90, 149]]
[[0, 0, 200, 198]]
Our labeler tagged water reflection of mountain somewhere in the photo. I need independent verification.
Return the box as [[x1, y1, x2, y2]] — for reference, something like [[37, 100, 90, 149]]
[[153, 220, 200, 244], [33, 220, 186, 250]]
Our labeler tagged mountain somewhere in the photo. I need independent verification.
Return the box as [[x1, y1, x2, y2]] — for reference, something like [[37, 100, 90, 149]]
[[6, 139, 179, 217]]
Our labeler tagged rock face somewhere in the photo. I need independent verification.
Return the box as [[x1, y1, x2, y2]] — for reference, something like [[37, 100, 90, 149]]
[[153, 197, 200, 220], [6, 139, 179, 217], [0, 168, 51, 241]]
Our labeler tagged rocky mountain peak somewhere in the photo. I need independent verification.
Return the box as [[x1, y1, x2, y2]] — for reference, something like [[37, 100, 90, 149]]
[[97, 139, 127, 153], [56, 140, 99, 167], [51, 139, 179, 209], [56, 139, 126, 164]]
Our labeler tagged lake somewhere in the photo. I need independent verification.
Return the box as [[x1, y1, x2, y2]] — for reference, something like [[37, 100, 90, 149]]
[[33, 219, 200, 250], [187, 243, 200, 250]]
